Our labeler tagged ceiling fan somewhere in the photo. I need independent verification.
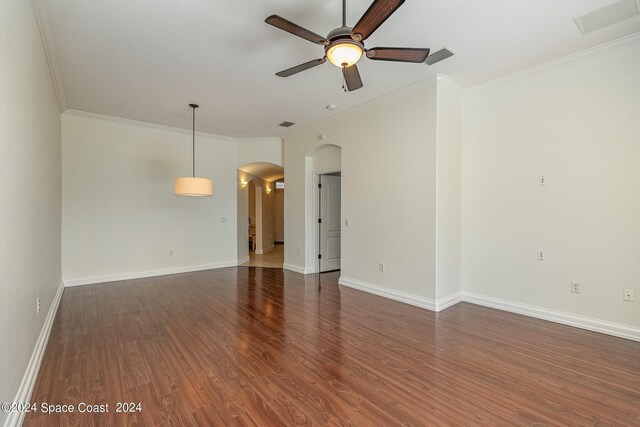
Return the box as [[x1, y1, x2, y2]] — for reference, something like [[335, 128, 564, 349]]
[[265, 0, 430, 92]]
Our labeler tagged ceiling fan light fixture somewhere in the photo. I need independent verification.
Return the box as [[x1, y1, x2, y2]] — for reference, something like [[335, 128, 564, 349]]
[[267, 0, 428, 91], [326, 41, 363, 67]]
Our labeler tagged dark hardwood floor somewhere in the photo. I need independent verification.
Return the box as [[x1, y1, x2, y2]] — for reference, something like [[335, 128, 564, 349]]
[[25, 267, 640, 426]]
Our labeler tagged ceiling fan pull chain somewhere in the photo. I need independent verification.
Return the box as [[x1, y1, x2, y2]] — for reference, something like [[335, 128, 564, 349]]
[[341, 66, 347, 92]]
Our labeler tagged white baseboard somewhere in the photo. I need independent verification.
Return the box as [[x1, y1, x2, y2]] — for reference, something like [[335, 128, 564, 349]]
[[462, 292, 640, 342], [63, 263, 639, 342], [283, 263, 306, 274], [283, 263, 314, 274], [63, 260, 238, 287], [436, 292, 463, 311], [339, 276, 437, 311], [255, 245, 274, 255], [237, 256, 250, 265], [3, 282, 64, 427], [333, 277, 639, 341], [316, 274, 640, 342]]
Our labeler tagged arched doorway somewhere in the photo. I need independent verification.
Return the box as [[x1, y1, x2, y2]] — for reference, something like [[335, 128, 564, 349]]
[[305, 144, 342, 273], [238, 162, 284, 268]]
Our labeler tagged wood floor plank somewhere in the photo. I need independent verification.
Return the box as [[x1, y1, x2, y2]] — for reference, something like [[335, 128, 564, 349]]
[[25, 267, 640, 426]]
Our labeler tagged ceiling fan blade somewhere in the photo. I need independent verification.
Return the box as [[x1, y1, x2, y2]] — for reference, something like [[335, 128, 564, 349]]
[[265, 15, 328, 45], [276, 58, 327, 77], [366, 47, 430, 63], [351, 0, 405, 42], [343, 65, 363, 91]]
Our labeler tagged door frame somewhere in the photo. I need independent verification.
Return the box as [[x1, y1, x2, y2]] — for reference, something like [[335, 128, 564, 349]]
[[313, 170, 341, 274]]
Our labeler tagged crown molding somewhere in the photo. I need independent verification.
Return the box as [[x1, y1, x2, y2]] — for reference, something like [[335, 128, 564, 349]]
[[284, 74, 439, 139], [31, 0, 67, 112], [64, 109, 283, 143], [436, 74, 466, 97], [237, 137, 283, 144], [468, 31, 640, 93], [64, 109, 239, 142], [282, 72, 471, 140]]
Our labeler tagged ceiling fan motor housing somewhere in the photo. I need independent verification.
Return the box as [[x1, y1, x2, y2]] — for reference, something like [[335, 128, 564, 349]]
[[327, 26, 355, 41], [325, 26, 365, 67]]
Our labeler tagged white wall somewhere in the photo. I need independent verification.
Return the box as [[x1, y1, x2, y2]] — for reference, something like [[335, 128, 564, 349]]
[[237, 137, 283, 167], [284, 79, 439, 299], [0, 0, 62, 422], [313, 145, 341, 173], [62, 112, 238, 282], [435, 78, 463, 300], [462, 42, 640, 327]]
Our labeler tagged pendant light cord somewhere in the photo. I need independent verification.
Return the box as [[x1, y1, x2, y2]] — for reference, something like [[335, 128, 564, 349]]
[[192, 105, 195, 178], [342, 0, 346, 26]]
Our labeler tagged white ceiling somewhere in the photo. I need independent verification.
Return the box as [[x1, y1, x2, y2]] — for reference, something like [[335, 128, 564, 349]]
[[40, 0, 640, 137], [239, 162, 285, 182]]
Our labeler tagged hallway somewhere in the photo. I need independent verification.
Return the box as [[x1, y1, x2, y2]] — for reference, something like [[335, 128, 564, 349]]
[[240, 244, 284, 268]]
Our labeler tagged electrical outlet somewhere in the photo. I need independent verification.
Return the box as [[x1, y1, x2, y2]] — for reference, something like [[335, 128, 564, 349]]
[[36, 297, 41, 314], [537, 250, 545, 261], [623, 289, 634, 302], [378, 262, 385, 272], [539, 175, 546, 187], [297, 249, 301, 255], [168, 250, 174, 256], [571, 282, 581, 293], [345, 219, 350, 227]]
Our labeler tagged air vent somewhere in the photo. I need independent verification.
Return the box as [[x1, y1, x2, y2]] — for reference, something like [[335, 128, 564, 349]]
[[574, 0, 638, 35], [425, 48, 455, 66], [278, 121, 295, 128]]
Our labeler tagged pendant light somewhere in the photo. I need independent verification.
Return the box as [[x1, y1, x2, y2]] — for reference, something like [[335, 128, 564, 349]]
[[174, 104, 213, 197]]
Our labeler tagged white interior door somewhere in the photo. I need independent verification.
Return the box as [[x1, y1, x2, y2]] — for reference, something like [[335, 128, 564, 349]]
[[320, 174, 341, 272]]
